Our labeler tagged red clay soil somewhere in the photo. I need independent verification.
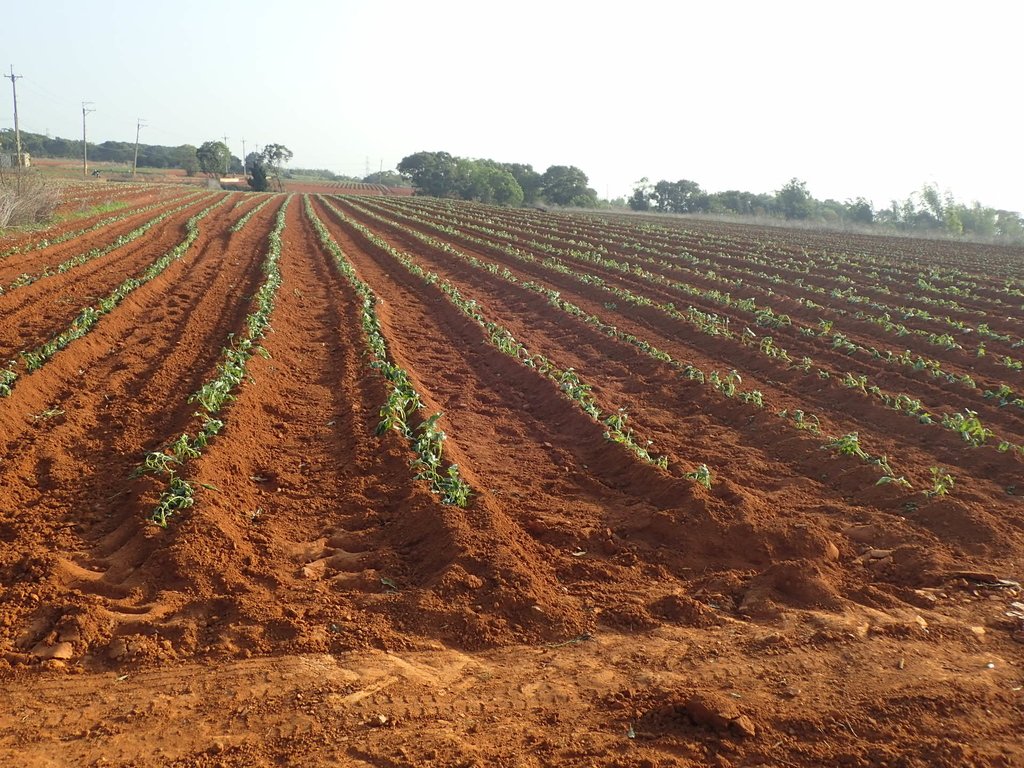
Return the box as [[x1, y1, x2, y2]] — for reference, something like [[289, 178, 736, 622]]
[[283, 180, 414, 196], [0, 192, 222, 360], [335, 198, 1024, 490], [0, 184, 186, 255], [0, 188, 203, 283], [1, 195, 1022, 767], [376, 196, 1024, 374]]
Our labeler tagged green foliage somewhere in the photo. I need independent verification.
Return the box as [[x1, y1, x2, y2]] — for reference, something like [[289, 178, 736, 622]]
[[362, 170, 407, 187], [501, 163, 543, 205], [650, 179, 709, 214], [197, 141, 231, 176], [452, 162, 524, 207], [925, 467, 954, 498], [628, 178, 652, 211], [397, 151, 457, 196], [176, 144, 200, 176], [245, 152, 269, 191], [540, 165, 596, 207], [776, 178, 813, 220]]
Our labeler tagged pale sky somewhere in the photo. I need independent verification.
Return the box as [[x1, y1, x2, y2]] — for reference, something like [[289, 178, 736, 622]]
[[5, 0, 1021, 212]]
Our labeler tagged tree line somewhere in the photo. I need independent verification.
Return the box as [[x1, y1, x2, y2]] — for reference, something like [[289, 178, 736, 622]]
[[628, 177, 1023, 240], [3, 129, 213, 173], [8, 128, 1020, 239], [397, 151, 598, 208]]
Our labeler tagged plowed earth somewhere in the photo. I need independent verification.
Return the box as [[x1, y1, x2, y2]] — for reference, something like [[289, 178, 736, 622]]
[[0, 184, 184, 255], [1, 193, 1022, 767]]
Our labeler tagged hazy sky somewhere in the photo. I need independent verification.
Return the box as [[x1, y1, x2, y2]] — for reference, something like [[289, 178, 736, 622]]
[[5, 1, 1021, 211]]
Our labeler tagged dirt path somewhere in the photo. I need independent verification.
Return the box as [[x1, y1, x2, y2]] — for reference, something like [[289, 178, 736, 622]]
[[2, 608, 1021, 767]]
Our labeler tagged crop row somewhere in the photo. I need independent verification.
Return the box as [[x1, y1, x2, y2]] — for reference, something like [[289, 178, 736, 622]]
[[337, 198, 948, 490], [304, 197, 472, 507], [0, 188, 203, 263], [400, 197, 1024, 345], [0, 192, 216, 295], [383, 197, 1024, 360], [0, 195, 230, 399], [342, 197, 1023, 465], [139, 197, 291, 525]]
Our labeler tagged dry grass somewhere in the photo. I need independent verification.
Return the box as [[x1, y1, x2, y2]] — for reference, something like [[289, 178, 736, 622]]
[[0, 176, 61, 228]]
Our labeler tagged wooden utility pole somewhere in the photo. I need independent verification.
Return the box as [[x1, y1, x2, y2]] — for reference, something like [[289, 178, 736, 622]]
[[82, 102, 95, 178], [6, 65, 23, 189], [132, 118, 146, 178]]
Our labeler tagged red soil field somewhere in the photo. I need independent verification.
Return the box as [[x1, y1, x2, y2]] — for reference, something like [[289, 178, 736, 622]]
[[1, 190, 1022, 767], [283, 179, 414, 196]]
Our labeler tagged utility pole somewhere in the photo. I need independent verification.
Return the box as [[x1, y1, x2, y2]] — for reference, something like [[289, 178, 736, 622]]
[[6, 65, 23, 189], [241, 138, 246, 171], [222, 134, 230, 175], [82, 101, 95, 178], [132, 118, 147, 178]]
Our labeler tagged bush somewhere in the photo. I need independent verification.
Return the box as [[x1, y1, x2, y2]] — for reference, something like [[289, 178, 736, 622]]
[[0, 178, 61, 228]]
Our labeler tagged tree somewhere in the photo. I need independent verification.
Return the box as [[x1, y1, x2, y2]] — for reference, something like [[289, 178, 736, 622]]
[[447, 160, 524, 206], [176, 145, 199, 177], [776, 178, 813, 220], [362, 170, 407, 187], [846, 197, 873, 224], [197, 141, 231, 177], [501, 163, 543, 205], [397, 151, 457, 196], [629, 178, 652, 211], [541, 165, 591, 206], [650, 179, 709, 214], [478, 166, 523, 207], [245, 152, 268, 191], [260, 143, 293, 191]]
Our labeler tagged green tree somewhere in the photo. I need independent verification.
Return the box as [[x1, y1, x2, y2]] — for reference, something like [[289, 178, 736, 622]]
[[363, 170, 407, 187], [846, 197, 873, 224], [629, 178, 652, 211], [397, 151, 457, 196], [176, 144, 199, 177], [245, 152, 268, 191], [501, 163, 543, 205], [260, 143, 293, 190], [650, 179, 709, 213], [776, 178, 813, 220], [449, 160, 524, 206], [197, 141, 231, 176], [541, 165, 592, 206]]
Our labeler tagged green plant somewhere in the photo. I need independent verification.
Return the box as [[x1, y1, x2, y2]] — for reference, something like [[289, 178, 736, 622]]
[[941, 409, 993, 446], [825, 432, 868, 459], [925, 467, 954, 497], [152, 475, 195, 528], [684, 463, 713, 489]]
